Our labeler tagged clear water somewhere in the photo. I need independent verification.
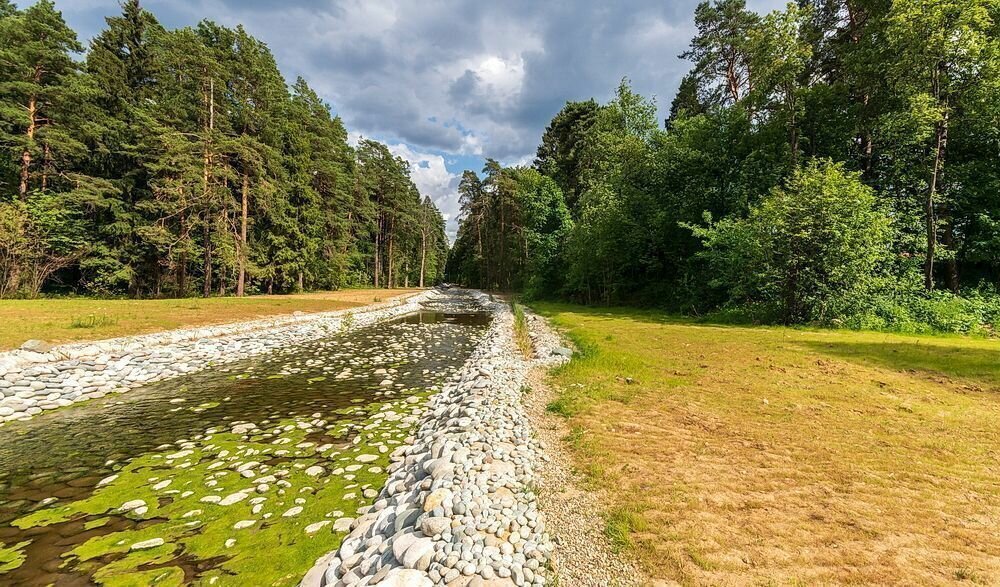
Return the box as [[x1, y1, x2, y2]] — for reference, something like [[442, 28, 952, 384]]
[[0, 298, 490, 586]]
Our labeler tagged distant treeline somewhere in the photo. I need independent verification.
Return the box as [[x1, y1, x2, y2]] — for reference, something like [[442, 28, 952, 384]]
[[447, 0, 1000, 333], [0, 0, 447, 298]]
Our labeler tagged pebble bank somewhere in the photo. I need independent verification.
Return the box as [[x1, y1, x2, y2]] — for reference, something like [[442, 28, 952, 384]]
[[0, 292, 431, 425], [302, 293, 571, 587]]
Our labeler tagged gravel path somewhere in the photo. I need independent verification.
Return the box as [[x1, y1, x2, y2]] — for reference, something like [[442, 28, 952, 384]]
[[522, 312, 644, 587]]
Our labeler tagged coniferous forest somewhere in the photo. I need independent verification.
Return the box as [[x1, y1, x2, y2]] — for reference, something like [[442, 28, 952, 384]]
[[0, 0, 448, 299], [448, 0, 1000, 333]]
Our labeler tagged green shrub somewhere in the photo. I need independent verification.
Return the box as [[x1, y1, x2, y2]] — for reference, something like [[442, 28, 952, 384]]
[[687, 160, 894, 324], [829, 287, 1000, 335]]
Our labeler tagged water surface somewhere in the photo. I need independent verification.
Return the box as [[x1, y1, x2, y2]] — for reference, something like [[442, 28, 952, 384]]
[[0, 299, 489, 586]]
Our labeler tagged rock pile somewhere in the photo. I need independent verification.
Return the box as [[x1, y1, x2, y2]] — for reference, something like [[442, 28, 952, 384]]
[[304, 295, 558, 587], [0, 292, 432, 425]]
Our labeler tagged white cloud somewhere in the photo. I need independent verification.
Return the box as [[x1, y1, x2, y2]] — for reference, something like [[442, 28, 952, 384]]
[[386, 144, 463, 242]]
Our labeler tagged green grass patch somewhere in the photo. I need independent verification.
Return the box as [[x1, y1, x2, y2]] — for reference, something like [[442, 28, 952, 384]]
[[0, 289, 419, 350], [604, 504, 648, 552], [511, 300, 533, 358], [529, 300, 1000, 584], [545, 397, 574, 418], [953, 568, 984, 583], [69, 313, 119, 329]]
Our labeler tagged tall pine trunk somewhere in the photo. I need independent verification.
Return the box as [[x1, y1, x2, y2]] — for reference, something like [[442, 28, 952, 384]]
[[499, 198, 506, 290], [237, 173, 249, 296], [177, 212, 188, 296], [202, 75, 215, 298], [374, 214, 382, 288], [419, 229, 427, 288], [387, 218, 395, 288], [202, 219, 212, 297], [20, 80, 39, 199]]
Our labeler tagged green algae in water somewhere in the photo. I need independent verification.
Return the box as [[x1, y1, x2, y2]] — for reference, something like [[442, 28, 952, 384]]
[[85, 517, 112, 531], [0, 540, 28, 573], [11, 393, 427, 586], [101, 567, 186, 587], [0, 306, 489, 586], [191, 401, 221, 413]]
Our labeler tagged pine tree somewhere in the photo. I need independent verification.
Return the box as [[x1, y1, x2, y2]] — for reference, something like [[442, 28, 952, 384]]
[[0, 0, 86, 198], [84, 0, 165, 294], [0, 2, 448, 298]]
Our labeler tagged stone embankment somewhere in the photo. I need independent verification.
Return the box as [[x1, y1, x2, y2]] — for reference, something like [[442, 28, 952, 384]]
[[0, 291, 431, 425], [302, 296, 565, 587], [303, 294, 570, 587]]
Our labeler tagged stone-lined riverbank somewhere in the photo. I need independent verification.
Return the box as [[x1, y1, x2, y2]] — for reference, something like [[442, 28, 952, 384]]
[[0, 292, 429, 425], [303, 294, 568, 587], [0, 292, 490, 586]]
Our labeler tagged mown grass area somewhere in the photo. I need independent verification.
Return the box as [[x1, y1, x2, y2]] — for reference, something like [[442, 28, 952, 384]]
[[0, 289, 420, 351], [533, 302, 1000, 586]]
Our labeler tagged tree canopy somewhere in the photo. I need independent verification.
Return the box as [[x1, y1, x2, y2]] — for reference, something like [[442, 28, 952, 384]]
[[448, 0, 1000, 333], [0, 0, 446, 298]]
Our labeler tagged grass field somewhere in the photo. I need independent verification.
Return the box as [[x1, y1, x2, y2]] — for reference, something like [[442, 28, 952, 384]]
[[1, 289, 420, 351], [533, 303, 1000, 586]]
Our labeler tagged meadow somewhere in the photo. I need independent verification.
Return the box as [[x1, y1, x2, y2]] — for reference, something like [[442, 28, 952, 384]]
[[534, 303, 1000, 585], [1, 289, 419, 350]]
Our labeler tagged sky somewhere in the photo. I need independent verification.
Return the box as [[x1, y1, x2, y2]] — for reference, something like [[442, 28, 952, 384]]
[[23, 0, 786, 239]]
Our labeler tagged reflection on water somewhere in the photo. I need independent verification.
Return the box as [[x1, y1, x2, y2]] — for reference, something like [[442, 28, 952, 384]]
[[0, 303, 490, 586]]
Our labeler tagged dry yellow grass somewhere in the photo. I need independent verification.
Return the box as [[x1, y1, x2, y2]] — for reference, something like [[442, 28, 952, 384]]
[[535, 303, 1000, 586], [1, 289, 420, 351]]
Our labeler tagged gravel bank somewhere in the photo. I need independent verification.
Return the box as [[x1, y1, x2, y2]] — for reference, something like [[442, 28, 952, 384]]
[[301, 297, 644, 587], [303, 293, 560, 587], [0, 291, 429, 425], [521, 310, 644, 586]]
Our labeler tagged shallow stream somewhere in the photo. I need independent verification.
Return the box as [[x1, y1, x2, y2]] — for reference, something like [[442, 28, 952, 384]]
[[0, 294, 490, 586]]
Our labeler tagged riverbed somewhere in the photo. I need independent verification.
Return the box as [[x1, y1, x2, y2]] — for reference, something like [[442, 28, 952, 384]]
[[0, 294, 490, 586]]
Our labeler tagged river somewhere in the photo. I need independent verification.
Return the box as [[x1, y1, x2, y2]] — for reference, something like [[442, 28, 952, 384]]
[[0, 293, 489, 586]]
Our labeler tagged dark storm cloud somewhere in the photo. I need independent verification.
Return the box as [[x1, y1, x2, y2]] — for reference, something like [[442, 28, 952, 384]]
[[41, 0, 785, 161], [26, 0, 787, 237]]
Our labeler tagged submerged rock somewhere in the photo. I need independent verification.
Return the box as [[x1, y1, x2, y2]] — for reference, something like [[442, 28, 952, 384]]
[[219, 492, 249, 506], [118, 499, 146, 513], [129, 538, 165, 551], [304, 520, 330, 534]]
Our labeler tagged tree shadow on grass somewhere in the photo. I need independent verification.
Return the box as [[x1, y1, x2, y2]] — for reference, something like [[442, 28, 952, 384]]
[[532, 301, 803, 333], [800, 339, 1000, 391], [534, 301, 1000, 390], [532, 302, 699, 327]]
